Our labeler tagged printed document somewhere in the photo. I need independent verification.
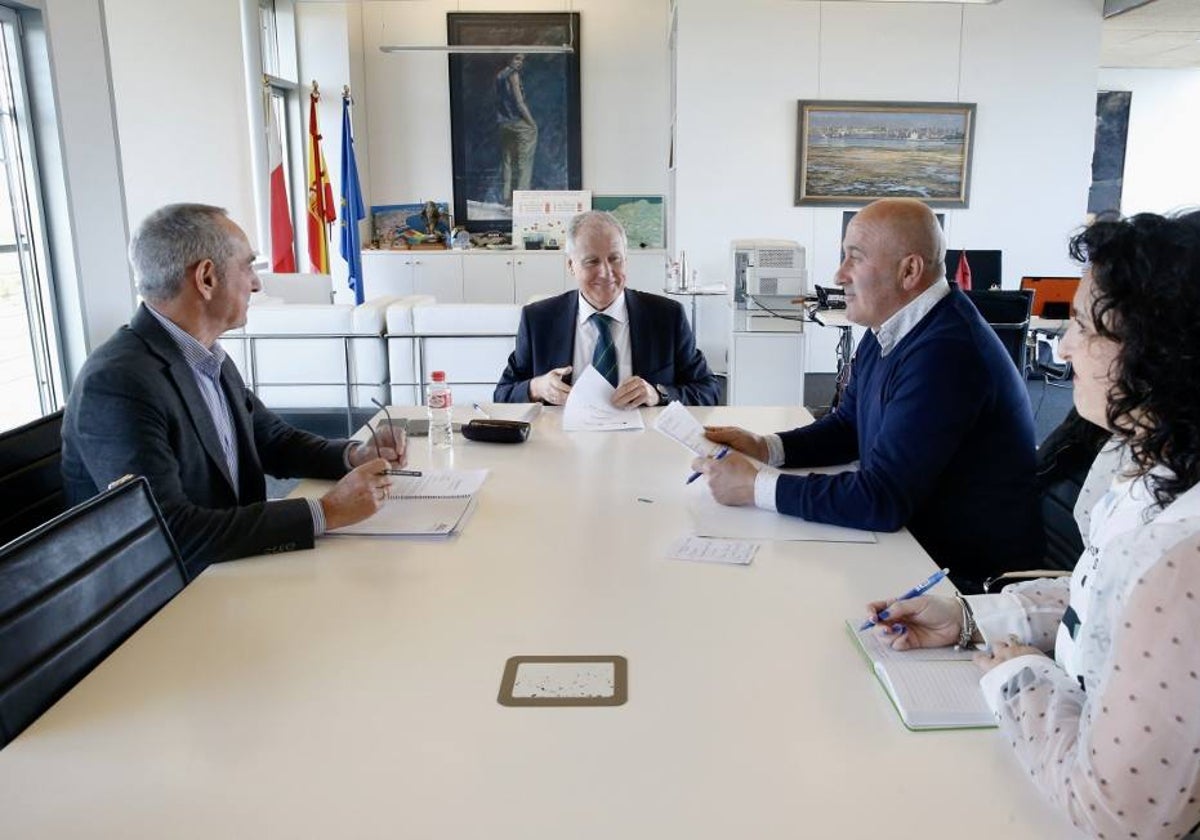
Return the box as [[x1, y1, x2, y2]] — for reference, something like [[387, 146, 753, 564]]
[[329, 469, 488, 537], [562, 366, 645, 432], [667, 536, 758, 566], [652, 400, 721, 456]]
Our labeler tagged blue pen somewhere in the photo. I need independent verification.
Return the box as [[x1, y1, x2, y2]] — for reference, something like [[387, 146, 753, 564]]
[[685, 446, 729, 485], [858, 567, 950, 631]]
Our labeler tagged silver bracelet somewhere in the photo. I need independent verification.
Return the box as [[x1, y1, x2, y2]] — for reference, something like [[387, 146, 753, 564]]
[[954, 593, 977, 651]]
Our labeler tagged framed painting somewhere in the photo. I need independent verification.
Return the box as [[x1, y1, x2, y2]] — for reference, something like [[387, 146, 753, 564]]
[[448, 12, 582, 233], [796, 101, 976, 208]]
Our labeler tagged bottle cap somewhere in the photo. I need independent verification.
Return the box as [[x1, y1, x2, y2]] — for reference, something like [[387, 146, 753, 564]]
[[431, 370, 446, 382]]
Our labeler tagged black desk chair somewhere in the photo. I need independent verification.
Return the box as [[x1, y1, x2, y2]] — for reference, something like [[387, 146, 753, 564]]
[[0, 409, 66, 546], [982, 409, 1109, 593], [0, 476, 188, 748], [964, 290, 1034, 374]]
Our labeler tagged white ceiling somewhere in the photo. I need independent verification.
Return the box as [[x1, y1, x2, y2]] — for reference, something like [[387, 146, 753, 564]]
[[1102, 0, 1200, 68]]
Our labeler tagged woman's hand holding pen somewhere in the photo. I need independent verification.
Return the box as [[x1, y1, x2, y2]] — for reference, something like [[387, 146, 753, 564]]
[[864, 595, 962, 651]]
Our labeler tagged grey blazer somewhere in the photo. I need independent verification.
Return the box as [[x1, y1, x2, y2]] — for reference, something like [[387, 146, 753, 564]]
[[62, 304, 350, 578]]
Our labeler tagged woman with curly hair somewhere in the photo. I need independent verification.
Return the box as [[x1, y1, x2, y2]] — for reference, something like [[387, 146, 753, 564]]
[[863, 210, 1200, 838]]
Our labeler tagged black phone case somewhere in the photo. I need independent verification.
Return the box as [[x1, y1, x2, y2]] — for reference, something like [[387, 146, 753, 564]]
[[460, 419, 530, 444]]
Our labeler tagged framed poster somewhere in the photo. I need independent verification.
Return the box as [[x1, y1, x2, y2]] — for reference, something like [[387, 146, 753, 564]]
[[448, 12, 582, 233], [796, 101, 976, 208]]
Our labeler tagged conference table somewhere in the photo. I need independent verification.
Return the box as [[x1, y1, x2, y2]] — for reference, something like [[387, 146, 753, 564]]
[[0, 405, 1074, 838]]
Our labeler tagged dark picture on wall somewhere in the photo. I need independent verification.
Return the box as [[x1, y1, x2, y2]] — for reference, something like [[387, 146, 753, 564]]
[[1087, 90, 1132, 216], [797, 101, 975, 208], [448, 13, 581, 233]]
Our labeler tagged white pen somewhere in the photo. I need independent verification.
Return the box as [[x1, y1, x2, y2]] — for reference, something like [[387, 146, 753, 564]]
[[472, 402, 490, 418]]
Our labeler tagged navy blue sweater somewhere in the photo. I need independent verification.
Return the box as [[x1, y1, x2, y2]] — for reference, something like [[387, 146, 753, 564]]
[[777, 290, 1043, 581]]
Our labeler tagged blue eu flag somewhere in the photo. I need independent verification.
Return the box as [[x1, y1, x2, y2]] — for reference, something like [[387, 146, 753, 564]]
[[339, 93, 365, 304]]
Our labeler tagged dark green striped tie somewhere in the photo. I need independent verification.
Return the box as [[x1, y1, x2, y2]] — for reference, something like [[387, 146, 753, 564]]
[[590, 312, 618, 388]]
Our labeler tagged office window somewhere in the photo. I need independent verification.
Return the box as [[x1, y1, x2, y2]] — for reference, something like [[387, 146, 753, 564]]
[[252, 0, 302, 270], [0, 8, 62, 431], [259, 0, 281, 78]]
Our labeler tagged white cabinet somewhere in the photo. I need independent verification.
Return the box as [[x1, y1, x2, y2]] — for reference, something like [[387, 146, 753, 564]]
[[463, 254, 518, 303], [462, 252, 568, 303], [361, 251, 463, 303], [513, 253, 569, 302], [410, 253, 464, 302], [728, 312, 805, 406], [362, 251, 415, 298], [363, 250, 666, 305]]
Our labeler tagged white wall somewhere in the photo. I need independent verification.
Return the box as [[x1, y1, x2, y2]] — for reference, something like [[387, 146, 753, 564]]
[[1097, 67, 1200, 216], [357, 0, 669, 213], [675, 0, 1103, 365], [103, 0, 256, 240]]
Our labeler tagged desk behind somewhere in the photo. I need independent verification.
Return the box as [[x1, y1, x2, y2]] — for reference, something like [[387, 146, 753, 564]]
[[0, 406, 1070, 838]]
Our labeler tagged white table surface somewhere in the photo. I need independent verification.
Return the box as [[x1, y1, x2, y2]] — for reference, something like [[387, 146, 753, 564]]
[[0, 406, 1074, 838]]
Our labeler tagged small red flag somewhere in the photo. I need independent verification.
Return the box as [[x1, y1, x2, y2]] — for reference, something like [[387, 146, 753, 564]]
[[955, 251, 972, 291], [266, 104, 296, 273]]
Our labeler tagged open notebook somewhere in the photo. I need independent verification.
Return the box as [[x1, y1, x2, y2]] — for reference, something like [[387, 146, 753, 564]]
[[329, 469, 488, 537], [847, 620, 996, 731]]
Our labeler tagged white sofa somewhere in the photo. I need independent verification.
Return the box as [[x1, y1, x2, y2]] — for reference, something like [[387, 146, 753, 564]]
[[388, 302, 522, 406], [224, 295, 423, 411]]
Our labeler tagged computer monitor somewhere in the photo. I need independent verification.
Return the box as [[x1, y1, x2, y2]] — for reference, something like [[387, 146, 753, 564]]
[[1020, 276, 1080, 318], [946, 250, 1002, 291]]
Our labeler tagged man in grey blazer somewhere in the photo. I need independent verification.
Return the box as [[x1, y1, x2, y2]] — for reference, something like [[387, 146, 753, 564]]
[[494, 211, 719, 407], [62, 203, 401, 578]]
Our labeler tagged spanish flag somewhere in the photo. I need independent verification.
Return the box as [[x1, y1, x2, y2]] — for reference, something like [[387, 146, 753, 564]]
[[306, 88, 335, 273]]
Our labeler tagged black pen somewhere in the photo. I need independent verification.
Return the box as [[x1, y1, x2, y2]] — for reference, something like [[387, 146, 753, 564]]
[[380, 469, 422, 477]]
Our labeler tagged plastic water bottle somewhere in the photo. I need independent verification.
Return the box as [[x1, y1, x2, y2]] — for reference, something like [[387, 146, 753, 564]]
[[426, 370, 453, 450]]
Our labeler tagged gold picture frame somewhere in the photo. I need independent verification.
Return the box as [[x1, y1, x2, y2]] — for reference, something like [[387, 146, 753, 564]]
[[796, 100, 976, 208]]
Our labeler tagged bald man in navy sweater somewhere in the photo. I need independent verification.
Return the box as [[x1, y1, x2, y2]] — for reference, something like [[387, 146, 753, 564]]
[[694, 198, 1042, 592]]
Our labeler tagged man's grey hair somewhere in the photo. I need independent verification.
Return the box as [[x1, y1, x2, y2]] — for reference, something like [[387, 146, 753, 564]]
[[566, 210, 627, 257], [129, 203, 237, 303]]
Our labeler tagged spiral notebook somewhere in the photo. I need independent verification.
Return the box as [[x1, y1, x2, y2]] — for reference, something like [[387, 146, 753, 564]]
[[847, 620, 995, 731], [329, 469, 488, 536]]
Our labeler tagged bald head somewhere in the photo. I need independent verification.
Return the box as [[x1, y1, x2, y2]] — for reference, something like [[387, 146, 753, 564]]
[[835, 199, 947, 329], [852, 198, 946, 283]]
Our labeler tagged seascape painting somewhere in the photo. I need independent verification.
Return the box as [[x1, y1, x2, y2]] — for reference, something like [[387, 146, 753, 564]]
[[796, 101, 975, 208]]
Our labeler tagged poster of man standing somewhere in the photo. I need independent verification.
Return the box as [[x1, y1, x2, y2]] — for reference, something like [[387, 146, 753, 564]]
[[448, 13, 581, 232]]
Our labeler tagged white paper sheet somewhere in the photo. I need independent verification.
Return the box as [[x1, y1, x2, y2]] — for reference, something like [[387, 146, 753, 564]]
[[684, 478, 876, 543], [652, 400, 721, 456], [387, 469, 489, 499], [667, 536, 758, 565], [561, 366, 645, 431]]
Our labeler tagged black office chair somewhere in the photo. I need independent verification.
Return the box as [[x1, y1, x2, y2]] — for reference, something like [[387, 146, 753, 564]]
[[964, 289, 1034, 374], [982, 409, 1109, 592], [0, 409, 66, 546], [0, 476, 188, 748]]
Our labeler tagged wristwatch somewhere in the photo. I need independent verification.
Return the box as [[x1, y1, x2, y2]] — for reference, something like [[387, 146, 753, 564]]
[[655, 384, 670, 405]]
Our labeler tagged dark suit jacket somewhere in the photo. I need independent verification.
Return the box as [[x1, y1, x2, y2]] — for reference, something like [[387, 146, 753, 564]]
[[493, 289, 720, 405], [61, 305, 351, 578]]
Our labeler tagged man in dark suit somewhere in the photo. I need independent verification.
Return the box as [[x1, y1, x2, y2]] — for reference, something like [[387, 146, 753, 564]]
[[494, 211, 719, 407], [62, 203, 402, 578]]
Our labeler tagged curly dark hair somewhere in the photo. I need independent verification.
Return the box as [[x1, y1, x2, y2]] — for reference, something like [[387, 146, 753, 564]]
[[1068, 209, 1200, 508]]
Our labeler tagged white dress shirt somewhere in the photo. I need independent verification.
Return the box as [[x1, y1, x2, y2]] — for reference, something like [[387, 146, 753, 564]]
[[572, 291, 633, 386]]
